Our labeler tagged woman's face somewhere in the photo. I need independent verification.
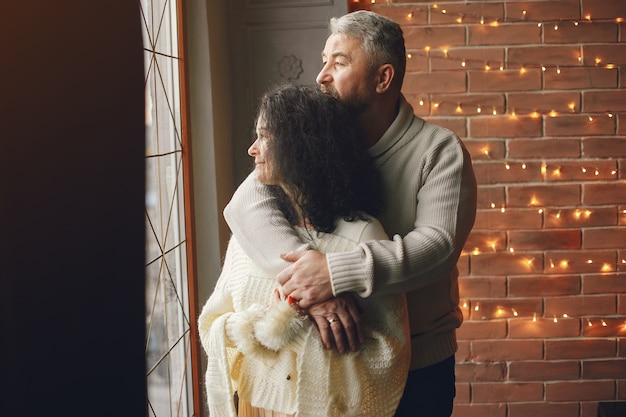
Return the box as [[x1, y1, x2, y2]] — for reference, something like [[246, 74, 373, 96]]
[[248, 115, 278, 185]]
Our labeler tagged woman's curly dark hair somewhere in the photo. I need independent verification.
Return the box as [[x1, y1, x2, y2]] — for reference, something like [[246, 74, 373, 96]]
[[255, 83, 384, 234]]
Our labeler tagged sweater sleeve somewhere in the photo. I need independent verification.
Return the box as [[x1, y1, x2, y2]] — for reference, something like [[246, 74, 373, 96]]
[[223, 172, 310, 275], [329, 137, 477, 297]]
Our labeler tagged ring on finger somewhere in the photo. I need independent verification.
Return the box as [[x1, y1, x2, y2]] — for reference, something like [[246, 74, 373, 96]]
[[328, 317, 340, 324]]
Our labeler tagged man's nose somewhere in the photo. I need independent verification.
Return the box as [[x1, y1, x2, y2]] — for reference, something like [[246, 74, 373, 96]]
[[316, 65, 331, 85]]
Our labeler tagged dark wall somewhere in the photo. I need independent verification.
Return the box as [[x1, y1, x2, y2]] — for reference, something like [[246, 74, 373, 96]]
[[1, 2, 146, 416]]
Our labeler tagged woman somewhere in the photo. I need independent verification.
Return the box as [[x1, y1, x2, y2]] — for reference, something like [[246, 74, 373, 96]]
[[198, 84, 409, 417]]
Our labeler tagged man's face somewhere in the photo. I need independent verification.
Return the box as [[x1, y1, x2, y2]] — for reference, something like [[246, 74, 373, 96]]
[[316, 33, 376, 113]]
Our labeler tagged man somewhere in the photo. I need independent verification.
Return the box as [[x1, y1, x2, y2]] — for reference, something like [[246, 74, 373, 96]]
[[224, 11, 477, 417]]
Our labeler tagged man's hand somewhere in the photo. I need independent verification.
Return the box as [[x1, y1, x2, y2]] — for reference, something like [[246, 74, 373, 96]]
[[308, 293, 364, 353], [277, 250, 333, 309]]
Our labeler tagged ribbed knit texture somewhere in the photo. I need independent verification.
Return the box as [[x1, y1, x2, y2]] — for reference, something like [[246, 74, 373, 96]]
[[198, 219, 410, 417], [224, 96, 477, 371]]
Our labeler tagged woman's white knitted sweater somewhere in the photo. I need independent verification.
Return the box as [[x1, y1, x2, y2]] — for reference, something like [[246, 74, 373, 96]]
[[224, 96, 477, 370], [198, 219, 410, 417]]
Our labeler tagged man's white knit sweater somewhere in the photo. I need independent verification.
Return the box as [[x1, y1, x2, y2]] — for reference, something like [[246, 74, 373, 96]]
[[224, 96, 477, 370], [198, 219, 410, 417]]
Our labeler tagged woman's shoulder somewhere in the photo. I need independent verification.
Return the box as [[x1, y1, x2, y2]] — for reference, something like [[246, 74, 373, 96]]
[[333, 216, 388, 243]]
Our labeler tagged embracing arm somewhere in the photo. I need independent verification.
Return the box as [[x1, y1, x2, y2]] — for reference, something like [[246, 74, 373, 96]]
[[329, 142, 477, 298], [223, 172, 309, 275]]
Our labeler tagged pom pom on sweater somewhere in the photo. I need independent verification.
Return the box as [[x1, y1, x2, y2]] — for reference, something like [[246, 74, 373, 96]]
[[254, 299, 305, 351]]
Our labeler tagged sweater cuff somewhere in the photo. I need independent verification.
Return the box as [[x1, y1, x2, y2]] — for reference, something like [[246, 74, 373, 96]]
[[326, 248, 373, 298]]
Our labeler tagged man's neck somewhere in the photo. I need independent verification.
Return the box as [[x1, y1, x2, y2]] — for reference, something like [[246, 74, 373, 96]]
[[359, 95, 401, 147]]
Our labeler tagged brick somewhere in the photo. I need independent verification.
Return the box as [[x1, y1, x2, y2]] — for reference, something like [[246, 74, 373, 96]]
[[457, 319, 507, 340], [468, 23, 541, 46], [458, 252, 470, 276], [429, 3, 504, 25], [372, 5, 427, 25], [620, 294, 626, 313], [465, 139, 506, 160], [403, 71, 466, 94], [584, 183, 626, 205], [464, 230, 507, 253], [508, 275, 581, 297], [509, 46, 582, 67], [546, 380, 615, 401], [583, 45, 626, 66], [404, 52, 428, 72], [584, 91, 626, 113], [459, 277, 506, 298], [583, 318, 626, 337], [509, 317, 581, 338], [545, 295, 617, 316], [471, 340, 543, 361], [455, 361, 507, 382], [584, 228, 626, 250], [545, 114, 616, 136], [509, 402, 580, 417], [546, 339, 617, 360], [506, 0, 581, 22], [468, 298, 542, 321], [474, 208, 542, 230], [403, 25, 466, 49], [454, 381, 470, 403], [477, 185, 506, 209], [470, 115, 542, 138], [430, 93, 504, 115], [473, 161, 542, 184], [583, 138, 626, 158], [582, 0, 626, 20], [583, 273, 626, 294], [544, 160, 618, 181], [430, 48, 504, 71], [620, 338, 626, 357], [469, 68, 542, 92], [509, 360, 580, 381], [545, 207, 618, 228], [472, 252, 544, 276], [544, 67, 618, 90], [406, 94, 429, 117], [472, 382, 543, 402], [508, 184, 580, 207], [583, 359, 626, 379], [451, 403, 506, 417], [508, 138, 581, 159], [421, 116, 468, 137], [508, 91, 581, 114], [544, 250, 616, 274], [456, 342, 471, 362], [509, 230, 581, 250], [544, 21, 618, 44]]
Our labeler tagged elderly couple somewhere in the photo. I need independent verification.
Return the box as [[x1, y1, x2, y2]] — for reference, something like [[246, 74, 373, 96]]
[[198, 10, 477, 417]]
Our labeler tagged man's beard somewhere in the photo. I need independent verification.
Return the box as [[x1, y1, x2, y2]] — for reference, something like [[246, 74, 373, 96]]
[[320, 84, 368, 115]]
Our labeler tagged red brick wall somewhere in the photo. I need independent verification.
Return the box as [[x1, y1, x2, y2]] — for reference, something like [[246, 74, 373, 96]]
[[353, 0, 626, 415]]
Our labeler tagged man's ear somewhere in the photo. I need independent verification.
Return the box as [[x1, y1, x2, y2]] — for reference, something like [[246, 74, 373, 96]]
[[375, 64, 395, 93]]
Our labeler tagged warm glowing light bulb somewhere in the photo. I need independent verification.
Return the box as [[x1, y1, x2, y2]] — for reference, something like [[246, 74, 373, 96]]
[[549, 110, 558, 117], [455, 104, 462, 113], [477, 105, 482, 113], [407, 53, 413, 59], [520, 67, 527, 74], [461, 60, 466, 67], [407, 12, 413, 18], [425, 46, 431, 53], [568, 102, 576, 111], [532, 313, 537, 322], [560, 260, 569, 268], [480, 16, 484, 25], [419, 99, 424, 106]]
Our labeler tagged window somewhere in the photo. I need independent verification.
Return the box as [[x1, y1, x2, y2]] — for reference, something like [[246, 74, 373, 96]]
[[141, 0, 198, 415]]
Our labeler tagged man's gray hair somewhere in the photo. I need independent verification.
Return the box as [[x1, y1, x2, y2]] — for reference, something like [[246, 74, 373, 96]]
[[330, 11, 406, 89]]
